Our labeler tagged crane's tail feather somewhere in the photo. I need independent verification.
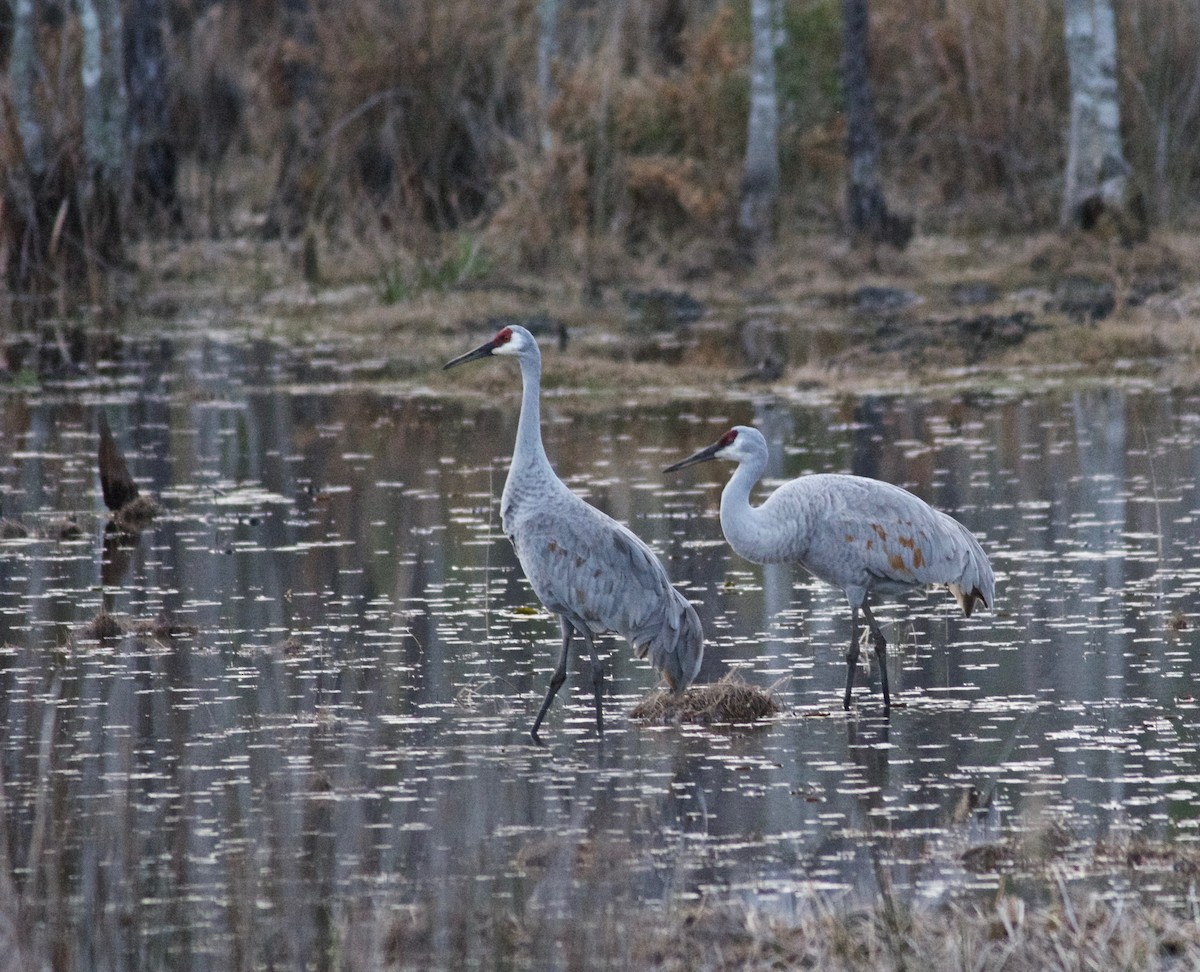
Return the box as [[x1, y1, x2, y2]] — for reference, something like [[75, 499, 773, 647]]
[[948, 583, 988, 617], [947, 530, 995, 617], [633, 589, 704, 695]]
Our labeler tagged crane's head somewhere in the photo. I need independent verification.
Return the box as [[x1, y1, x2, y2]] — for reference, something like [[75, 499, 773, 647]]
[[663, 425, 765, 473], [443, 325, 536, 370]]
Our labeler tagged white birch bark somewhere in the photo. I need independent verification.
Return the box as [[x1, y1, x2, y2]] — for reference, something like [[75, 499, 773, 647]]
[[1061, 0, 1130, 228], [10, 0, 47, 175], [96, 0, 127, 175], [737, 0, 781, 253], [77, 0, 127, 180]]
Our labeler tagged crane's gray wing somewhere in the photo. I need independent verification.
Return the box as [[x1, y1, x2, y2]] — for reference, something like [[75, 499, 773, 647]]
[[510, 501, 703, 691], [788, 477, 993, 609]]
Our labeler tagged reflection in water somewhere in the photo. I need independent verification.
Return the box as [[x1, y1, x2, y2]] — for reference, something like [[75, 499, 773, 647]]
[[2, 342, 1200, 965]]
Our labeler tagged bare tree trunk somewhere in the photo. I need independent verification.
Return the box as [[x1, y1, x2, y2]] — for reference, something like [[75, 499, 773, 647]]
[[1061, 0, 1143, 238], [840, 0, 912, 249], [77, 0, 127, 295], [78, 0, 127, 181], [126, 0, 180, 227], [736, 0, 781, 261], [537, 0, 559, 154], [9, 0, 47, 178], [5, 0, 49, 313], [265, 0, 323, 239]]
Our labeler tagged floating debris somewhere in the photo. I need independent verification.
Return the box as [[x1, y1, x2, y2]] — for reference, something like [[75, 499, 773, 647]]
[[0, 518, 30, 539], [79, 611, 195, 643], [127, 615, 199, 640], [50, 515, 83, 540], [278, 635, 306, 656], [631, 672, 781, 726]]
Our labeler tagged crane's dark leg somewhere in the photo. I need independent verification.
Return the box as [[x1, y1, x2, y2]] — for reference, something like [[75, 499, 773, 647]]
[[844, 606, 862, 710], [531, 618, 574, 743], [860, 602, 891, 711]]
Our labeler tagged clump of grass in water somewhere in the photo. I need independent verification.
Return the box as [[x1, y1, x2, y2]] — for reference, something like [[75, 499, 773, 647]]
[[631, 671, 781, 725], [376, 235, 493, 304]]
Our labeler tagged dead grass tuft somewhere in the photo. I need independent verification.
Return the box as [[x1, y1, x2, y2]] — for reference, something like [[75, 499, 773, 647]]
[[631, 672, 781, 726], [111, 495, 162, 534], [81, 611, 126, 640]]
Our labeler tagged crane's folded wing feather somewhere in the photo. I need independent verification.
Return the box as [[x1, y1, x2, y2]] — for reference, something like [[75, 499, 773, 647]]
[[510, 502, 703, 690]]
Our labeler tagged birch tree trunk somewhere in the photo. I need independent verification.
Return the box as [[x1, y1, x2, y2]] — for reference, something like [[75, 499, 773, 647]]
[[9, 0, 47, 177], [736, 0, 780, 260], [78, 0, 127, 182], [840, 0, 912, 249], [127, 0, 180, 225], [76, 0, 127, 294], [1061, 0, 1139, 235]]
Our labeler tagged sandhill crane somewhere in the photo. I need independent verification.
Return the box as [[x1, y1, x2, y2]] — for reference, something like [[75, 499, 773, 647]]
[[665, 425, 993, 710], [444, 325, 704, 741]]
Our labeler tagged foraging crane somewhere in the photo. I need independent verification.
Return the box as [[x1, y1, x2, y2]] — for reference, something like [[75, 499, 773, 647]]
[[444, 325, 704, 741], [665, 426, 993, 710]]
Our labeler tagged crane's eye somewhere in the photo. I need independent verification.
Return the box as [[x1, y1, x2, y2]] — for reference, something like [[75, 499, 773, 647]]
[[718, 429, 738, 448], [495, 327, 513, 345]]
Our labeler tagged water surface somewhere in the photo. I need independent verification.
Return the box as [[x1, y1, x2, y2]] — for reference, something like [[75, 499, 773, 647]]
[[2, 337, 1199, 967]]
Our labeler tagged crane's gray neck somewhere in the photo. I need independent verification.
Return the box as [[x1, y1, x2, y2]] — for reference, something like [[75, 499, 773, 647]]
[[511, 347, 554, 483], [719, 450, 771, 560]]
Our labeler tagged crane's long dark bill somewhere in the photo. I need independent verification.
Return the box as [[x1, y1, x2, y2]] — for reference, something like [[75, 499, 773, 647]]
[[663, 441, 722, 473], [443, 342, 495, 370]]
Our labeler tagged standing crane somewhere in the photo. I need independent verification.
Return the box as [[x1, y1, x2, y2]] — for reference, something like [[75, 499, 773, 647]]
[[665, 425, 993, 710], [444, 325, 704, 741]]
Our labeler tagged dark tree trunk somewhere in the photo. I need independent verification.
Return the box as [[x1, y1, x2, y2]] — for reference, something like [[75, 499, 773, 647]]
[[265, 0, 324, 239], [840, 0, 912, 250], [126, 0, 181, 227]]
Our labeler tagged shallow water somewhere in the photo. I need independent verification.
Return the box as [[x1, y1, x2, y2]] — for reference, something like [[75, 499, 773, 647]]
[[2, 336, 1200, 967]]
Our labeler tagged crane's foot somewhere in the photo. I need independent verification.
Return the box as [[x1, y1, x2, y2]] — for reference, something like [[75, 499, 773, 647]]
[[530, 668, 568, 745]]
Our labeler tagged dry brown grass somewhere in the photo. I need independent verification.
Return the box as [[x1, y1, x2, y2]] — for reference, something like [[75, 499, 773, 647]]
[[354, 826, 1200, 971], [11, 0, 1200, 326], [631, 672, 782, 726], [626, 890, 1200, 971]]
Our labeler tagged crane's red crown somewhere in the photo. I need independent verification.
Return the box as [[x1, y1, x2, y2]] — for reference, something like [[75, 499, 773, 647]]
[[494, 327, 514, 345], [718, 429, 738, 448]]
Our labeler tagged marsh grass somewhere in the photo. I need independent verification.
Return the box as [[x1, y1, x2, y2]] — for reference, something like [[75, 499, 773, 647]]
[[118, 227, 1200, 406], [335, 855, 1200, 971], [621, 889, 1200, 971]]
